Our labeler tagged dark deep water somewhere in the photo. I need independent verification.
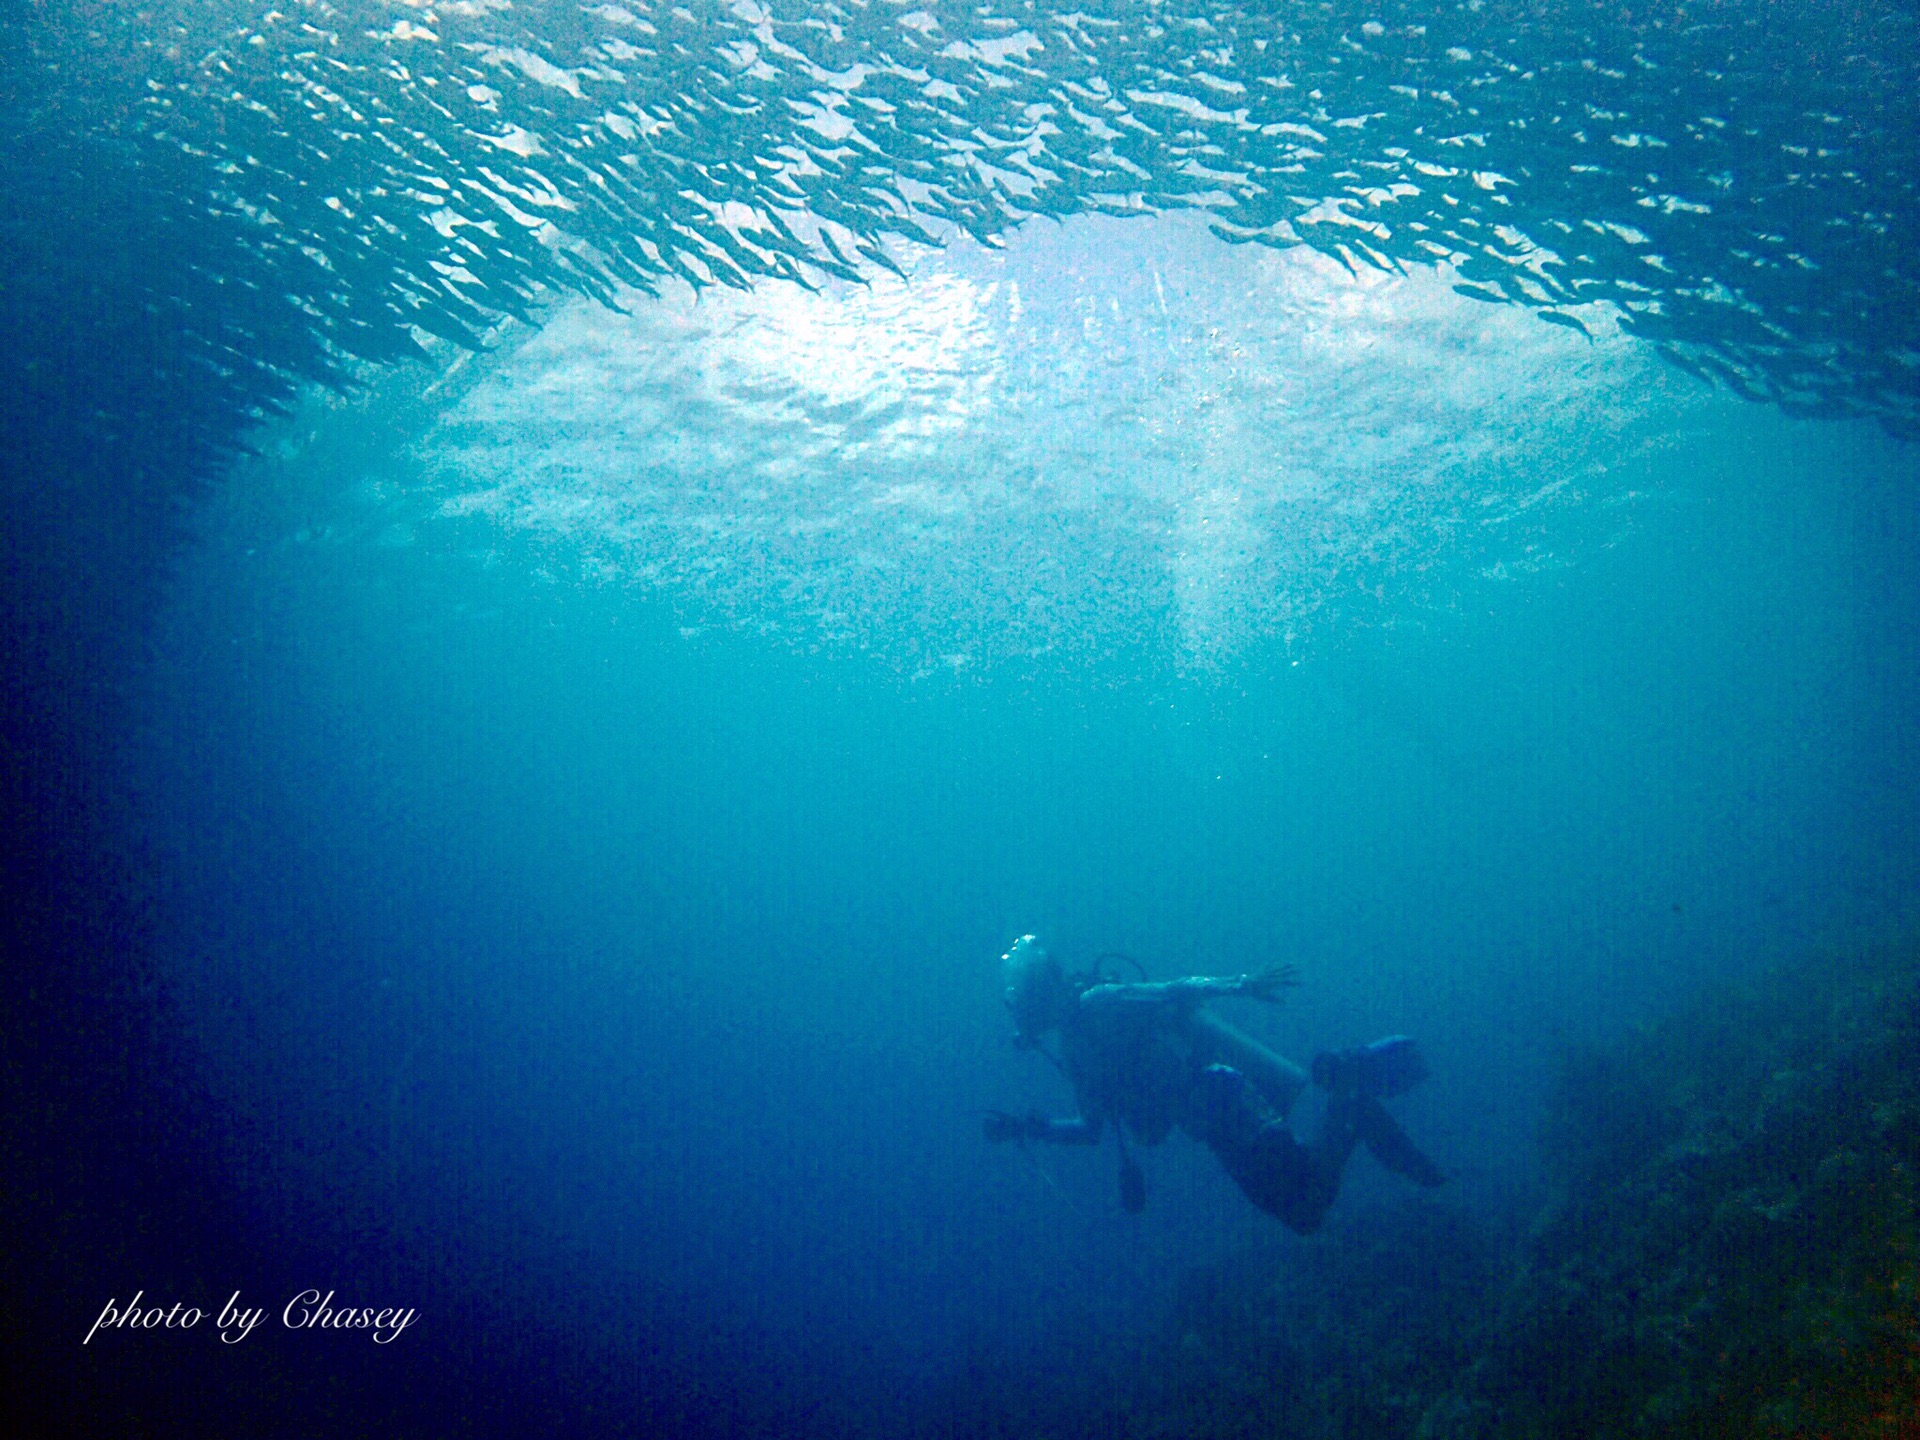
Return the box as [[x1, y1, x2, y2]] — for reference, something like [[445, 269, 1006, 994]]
[[6, 3, 1920, 1437]]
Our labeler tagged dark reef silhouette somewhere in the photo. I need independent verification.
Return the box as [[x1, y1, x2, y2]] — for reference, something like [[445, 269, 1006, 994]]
[[950, 936, 1920, 1440]]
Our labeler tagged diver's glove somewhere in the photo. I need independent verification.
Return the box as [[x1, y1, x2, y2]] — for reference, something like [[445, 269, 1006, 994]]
[[983, 1110, 1050, 1144], [1311, 1036, 1429, 1100]]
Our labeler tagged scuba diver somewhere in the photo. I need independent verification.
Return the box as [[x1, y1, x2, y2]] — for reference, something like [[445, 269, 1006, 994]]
[[985, 935, 1443, 1232]]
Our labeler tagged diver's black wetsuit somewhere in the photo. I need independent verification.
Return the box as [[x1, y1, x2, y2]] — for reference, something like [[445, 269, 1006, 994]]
[[997, 970, 1441, 1233], [1191, 1059, 1442, 1232]]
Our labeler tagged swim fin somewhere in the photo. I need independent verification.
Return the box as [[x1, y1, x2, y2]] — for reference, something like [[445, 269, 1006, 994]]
[[1353, 1097, 1446, 1187], [1311, 1037, 1429, 1100]]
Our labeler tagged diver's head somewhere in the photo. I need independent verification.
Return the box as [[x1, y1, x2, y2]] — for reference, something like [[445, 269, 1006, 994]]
[[1002, 934, 1071, 1047]]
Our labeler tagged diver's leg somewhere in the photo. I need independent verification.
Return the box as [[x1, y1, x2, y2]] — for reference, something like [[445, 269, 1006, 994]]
[[1276, 1092, 1363, 1232], [1311, 1036, 1429, 1100], [1192, 1065, 1348, 1234], [1308, 1038, 1445, 1186], [1185, 1011, 1308, 1117]]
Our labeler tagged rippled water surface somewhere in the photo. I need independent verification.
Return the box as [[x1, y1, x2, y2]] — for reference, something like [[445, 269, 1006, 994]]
[[12, 0, 1920, 482]]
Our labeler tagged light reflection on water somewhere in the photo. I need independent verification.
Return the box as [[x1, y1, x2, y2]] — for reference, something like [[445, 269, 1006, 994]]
[[420, 212, 1715, 671]]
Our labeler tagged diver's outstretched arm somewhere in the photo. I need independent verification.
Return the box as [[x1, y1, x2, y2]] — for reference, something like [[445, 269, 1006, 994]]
[[1080, 963, 1298, 1017]]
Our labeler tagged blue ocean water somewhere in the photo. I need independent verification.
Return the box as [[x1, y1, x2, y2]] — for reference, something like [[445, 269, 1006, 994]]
[[6, 3, 1920, 1436]]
